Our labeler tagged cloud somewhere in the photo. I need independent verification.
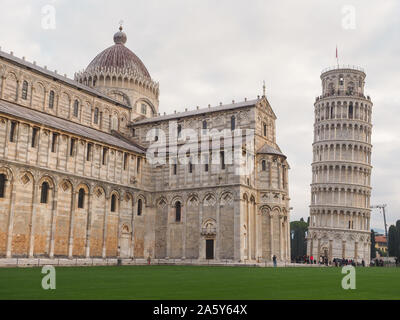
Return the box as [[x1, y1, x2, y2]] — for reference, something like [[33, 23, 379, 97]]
[[0, 0, 399, 228]]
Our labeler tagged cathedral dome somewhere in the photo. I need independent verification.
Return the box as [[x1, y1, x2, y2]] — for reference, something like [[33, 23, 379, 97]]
[[85, 26, 151, 79]]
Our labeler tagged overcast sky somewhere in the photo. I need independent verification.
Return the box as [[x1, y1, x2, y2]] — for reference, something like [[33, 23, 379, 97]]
[[0, 0, 398, 231]]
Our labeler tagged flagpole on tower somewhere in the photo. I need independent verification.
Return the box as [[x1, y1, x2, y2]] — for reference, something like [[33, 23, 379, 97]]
[[336, 45, 339, 68]]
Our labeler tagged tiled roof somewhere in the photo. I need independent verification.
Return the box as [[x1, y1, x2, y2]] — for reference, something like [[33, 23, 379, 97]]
[[0, 50, 130, 109], [84, 28, 151, 79], [257, 144, 286, 158], [375, 236, 387, 243], [0, 99, 145, 154], [86, 44, 151, 79], [131, 98, 260, 125]]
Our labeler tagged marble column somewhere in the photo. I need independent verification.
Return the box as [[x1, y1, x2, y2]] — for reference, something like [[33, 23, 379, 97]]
[[279, 215, 283, 261], [68, 190, 76, 258], [49, 187, 59, 258], [85, 192, 92, 258], [6, 181, 16, 258], [182, 202, 186, 259], [28, 181, 38, 257], [102, 196, 109, 258], [269, 213, 274, 260]]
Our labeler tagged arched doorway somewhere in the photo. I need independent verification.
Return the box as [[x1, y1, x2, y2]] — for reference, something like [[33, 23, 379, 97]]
[[206, 239, 214, 260], [201, 219, 216, 260]]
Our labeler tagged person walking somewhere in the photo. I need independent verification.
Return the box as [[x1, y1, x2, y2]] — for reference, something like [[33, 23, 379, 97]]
[[273, 255, 277, 267]]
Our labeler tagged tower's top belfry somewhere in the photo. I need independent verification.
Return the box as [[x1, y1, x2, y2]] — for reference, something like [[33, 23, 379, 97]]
[[318, 65, 368, 99]]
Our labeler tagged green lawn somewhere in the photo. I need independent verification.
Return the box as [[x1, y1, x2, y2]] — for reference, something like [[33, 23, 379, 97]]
[[0, 265, 399, 300]]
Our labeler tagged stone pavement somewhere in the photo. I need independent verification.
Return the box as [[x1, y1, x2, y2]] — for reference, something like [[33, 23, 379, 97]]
[[0, 258, 326, 268]]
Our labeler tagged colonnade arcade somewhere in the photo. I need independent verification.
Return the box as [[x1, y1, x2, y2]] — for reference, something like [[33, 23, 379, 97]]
[[314, 122, 371, 143], [309, 208, 370, 231], [0, 164, 146, 258], [315, 100, 372, 123], [312, 164, 371, 186], [311, 185, 371, 209], [313, 143, 371, 164]]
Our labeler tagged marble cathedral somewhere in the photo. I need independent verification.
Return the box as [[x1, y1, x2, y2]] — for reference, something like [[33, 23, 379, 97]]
[[0, 27, 290, 262]]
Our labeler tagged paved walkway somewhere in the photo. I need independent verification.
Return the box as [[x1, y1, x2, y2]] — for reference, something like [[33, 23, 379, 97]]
[[0, 258, 326, 268]]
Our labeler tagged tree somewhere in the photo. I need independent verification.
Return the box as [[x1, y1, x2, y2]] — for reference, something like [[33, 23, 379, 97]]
[[290, 218, 308, 261], [396, 220, 400, 258], [370, 229, 376, 259], [388, 225, 397, 257]]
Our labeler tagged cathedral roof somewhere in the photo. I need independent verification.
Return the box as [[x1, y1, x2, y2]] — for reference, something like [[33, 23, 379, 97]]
[[131, 98, 261, 125], [0, 50, 131, 109], [0, 100, 145, 154], [257, 144, 286, 158], [85, 26, 151, 79]]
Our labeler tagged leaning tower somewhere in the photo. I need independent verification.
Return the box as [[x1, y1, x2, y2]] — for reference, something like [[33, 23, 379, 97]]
[[307, 65, 373, 264]]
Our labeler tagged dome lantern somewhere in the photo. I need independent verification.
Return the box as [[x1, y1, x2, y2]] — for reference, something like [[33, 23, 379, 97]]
[[113, 25, 127, 45]]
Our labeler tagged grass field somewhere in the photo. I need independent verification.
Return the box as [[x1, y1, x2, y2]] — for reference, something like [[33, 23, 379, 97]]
[[0, 265, 399, 300]]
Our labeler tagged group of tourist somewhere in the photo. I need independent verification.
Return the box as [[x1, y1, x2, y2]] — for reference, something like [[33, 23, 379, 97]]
[[292, 255, 368, 267], [292, 255, 319, 264], [372, 258, 385, 267], [332, 258, 364, 267], [290, 256, 400, 267]]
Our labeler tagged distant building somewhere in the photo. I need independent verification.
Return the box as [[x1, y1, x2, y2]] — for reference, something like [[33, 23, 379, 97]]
[[374, 235, 387, 255]]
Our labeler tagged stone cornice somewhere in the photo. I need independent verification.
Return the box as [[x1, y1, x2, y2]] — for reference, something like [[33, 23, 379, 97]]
[[311, 162, 372, 169], [311, 182, 372, 190], [314, 95, 372, 105], [312, 139, 372, 148], [311, 160, 372, 168], [0, 158, 151, 194], [310, 204, 371, 213], [314, 119, 372, 128]]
